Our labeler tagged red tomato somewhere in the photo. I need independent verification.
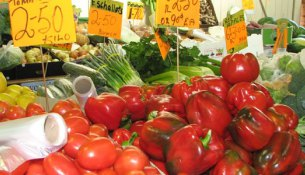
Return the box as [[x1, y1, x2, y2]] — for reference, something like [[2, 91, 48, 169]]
[[51, 100, 75, 116], [98, 167, 117, 175], [129, 120, 145, 137], [132, 137, 140, 148], [150, 159, 168, 175], [112, 128, 131, 145], [114, 146, 149, 175], [64, 133, 90, 159], [0, 170, 9, 175], [0, 101, 9, 120], [43, 152, 80, 175], [65, 116, 90, 135], [77, 137, 118, 170], [88, 124, 109, 138], [26, 159, 46, 175], [11, 161, 30, 175], [220, 53, 259, 84], [74, 162, 98, 175], [125, 170, 145, 175], [26, 103, 46, 117], [66, 98, 81, 109], [62, 108, 85, 119], [6, 105, 26, 120]]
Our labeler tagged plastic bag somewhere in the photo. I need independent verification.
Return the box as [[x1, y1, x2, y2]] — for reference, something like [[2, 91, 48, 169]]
[[0, 41, 24, 71]]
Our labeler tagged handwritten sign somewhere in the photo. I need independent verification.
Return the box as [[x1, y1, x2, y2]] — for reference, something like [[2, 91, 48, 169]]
[[127, 1, 144, 20], [155, 31, 171, 60], [88, 0, 123, 39], [0, 0, 7, 3], [242, 0, 255, 10], [8, 0, 76, 47], [156, 0, 200, 28], [224, 10, 248, 53]]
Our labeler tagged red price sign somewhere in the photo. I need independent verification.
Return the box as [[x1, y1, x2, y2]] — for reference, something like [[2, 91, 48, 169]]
[[156, 0, 200, 28], [224, 10, 248, 53], [8, 0, 76, 47]]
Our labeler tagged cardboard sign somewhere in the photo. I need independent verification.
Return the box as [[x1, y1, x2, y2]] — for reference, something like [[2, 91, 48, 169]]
[[8, 0, 76, 47], [223, 10, 248, 53], [155, 31, 171, 60], [127, 1, 144, 20], [156, 0, 200, 28], [88, 0, 123, 39], [242, 0, 255, 10]]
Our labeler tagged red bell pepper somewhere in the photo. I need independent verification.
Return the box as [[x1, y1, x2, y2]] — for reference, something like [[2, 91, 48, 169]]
[[253, 82, 274, 108], [226, 82, 273, 115], [84, 92, 127, 130], [272, 104, 299, 130], [253, 131, 302, 174], [186, 90, 232, 136], [171, 76, 209, 105], [202, 75, 231, 100], [165, 124, 225, 175], [228, 106, 275, 151], [146, 94, 186, 119], [224, 140, 252, 164], [220, 52, 260, 84], [118, 85, 147, 121], [141, 84, 166, 100], [210, 150, 257, 175], [139, 111, 187, 161], [265, 106, 290, 132]]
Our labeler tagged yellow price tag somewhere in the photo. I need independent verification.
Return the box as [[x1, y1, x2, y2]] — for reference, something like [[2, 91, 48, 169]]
[[127, 1, 144, 20], [88, 0, 123, 39], [242, 0, 255, 10], [8, 0, 76, 47], [156, 0, 200, 28], [155, 31, 171, 60], [224, 10, 248, 53]]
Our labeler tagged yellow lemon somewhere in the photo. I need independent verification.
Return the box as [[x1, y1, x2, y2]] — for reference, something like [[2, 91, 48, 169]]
[[6, 84, 23, 93], [21, 86, 33, 94], [5, 88, 21, 99], [0, 93, 16, 105], [0, 72, 7, 93], [17, 94, 36, 109]]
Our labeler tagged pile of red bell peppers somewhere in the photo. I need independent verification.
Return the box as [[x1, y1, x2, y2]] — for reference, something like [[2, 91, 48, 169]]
[[83, 53, 305, 175]]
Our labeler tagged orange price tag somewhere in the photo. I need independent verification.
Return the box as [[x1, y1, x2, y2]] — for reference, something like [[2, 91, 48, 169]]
[[88, 0, 123, 39], [8, 0, 76, 47], [156, 0, 200, 28], [224, 10, 248, 53], [155, 31, 171, 60], [242, 0, 255, 10]]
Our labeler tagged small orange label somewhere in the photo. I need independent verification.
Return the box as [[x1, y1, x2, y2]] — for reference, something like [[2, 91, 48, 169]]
[[8, 0, 76, 47], [156, 0, 200, 28], [242, 0, 255, 10], [155, 31, 171, 60], [224, 10, 248, 53], [88, 7, 122, 39]]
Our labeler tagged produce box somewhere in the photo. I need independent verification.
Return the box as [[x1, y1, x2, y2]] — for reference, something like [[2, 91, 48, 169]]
[[2, 62, 66, 81]]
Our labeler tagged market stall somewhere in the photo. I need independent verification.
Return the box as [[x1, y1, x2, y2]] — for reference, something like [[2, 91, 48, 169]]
[[0, 0, 305, 174]]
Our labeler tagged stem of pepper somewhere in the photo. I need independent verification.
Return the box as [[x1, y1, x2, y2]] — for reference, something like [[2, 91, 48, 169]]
[[122, 132, 138, 148], [201, 130, 212, 149]]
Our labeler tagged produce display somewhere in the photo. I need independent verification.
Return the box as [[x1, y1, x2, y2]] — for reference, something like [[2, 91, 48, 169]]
[[1, 0, 305, 174], [1, 52, 305, 174]]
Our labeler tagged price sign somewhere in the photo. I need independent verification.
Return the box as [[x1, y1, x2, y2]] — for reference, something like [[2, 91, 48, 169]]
[[127, 1, 144, 20], [156, 0, 200, 28], [155, 31, 170, 60], [242, 0, 255, 10], [88, 0, 123, 39], [0, 0, 7, 3], [8, 0, 76, 47], [224, 10, 248, 53]]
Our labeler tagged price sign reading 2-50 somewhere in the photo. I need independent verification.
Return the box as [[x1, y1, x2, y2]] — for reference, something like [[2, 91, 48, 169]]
[[8, 0, 76, 47], [88, 0, 123, 39]]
